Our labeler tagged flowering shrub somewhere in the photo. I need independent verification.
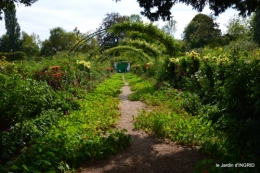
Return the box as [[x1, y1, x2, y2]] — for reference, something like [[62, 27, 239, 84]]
[[0, 74, 130, 172], [143, 62, 152, 70], [76, 60, 91, 72], [0, 56, 17, 75], [34, 66, 67, 90]]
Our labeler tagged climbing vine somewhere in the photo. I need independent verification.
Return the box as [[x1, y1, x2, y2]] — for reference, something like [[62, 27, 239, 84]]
[[119, 39, 162, 58], [103, 45, 150, 62], [109, 22, 181, 56]]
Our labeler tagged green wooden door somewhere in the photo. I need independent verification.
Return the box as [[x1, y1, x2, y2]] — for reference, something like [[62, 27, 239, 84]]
[[116, 63, 128, 73]]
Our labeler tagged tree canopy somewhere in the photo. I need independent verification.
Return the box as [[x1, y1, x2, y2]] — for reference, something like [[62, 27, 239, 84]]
[[183, 13, 221, 49], [4, 6, 21, 52], [115, 0, 260, 21], [252, 8, 260, 44], [97, 12, 129, 48], [225, 15, 252, 41], [0, 0, 38, 20]]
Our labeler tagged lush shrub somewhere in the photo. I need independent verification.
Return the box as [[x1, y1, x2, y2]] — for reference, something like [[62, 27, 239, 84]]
[[126, 72, 260, 172], [0, 51, 26, 61], [1, 74, 131, 172], [0, 109, 61, 163], [0, 56, 17, 75]]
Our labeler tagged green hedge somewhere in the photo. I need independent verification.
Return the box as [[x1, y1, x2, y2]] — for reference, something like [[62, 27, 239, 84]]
[[0, 51, 26, 61]]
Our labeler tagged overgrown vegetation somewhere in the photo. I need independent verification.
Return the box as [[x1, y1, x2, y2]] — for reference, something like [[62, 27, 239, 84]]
[[125, 45, 260, 172], [0, 53, 131, 172], [1, 5, 260, 172]]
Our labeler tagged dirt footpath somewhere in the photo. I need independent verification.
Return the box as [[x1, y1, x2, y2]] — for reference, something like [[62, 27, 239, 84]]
[[77, 75, 208, 173]]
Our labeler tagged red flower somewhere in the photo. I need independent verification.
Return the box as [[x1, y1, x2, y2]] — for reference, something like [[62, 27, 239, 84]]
[[203, 170, 208, 173], [54, 72, 60, 77], [52, 66, 60, 71], [176, 97, 179, 100]]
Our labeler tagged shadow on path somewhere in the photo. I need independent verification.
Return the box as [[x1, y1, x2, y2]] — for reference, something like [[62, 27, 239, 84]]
[[77, 133, 209, 173]]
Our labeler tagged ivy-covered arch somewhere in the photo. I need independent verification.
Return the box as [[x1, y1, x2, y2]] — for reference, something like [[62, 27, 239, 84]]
[[102, 45, 150, 62], [110, 22, 181, 56], [119, 39, 162, 57], [69, 21, 181, 63]]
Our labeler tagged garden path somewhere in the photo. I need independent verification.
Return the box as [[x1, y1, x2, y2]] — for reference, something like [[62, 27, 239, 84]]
[[77, 75, 208, 173]]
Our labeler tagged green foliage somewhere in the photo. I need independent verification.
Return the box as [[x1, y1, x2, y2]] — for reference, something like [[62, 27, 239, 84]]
[[111, 21, 181, 56], [161, 16, 177, 36], [125, 73, 214, 147], [0, 109, 61, 163], [0, 72, 79, 131], [225, 15, 252, 41], [20, 31, 40, 56], [103, 45, 150, 62], [97, 12, 129, 47], [129, 14, 143, 23], [40, 27, 90, 56], [125, 67, 260, 172], [116, 0, 259, 22], [4, 7, 21, 51], [0, 51, 26, 61], [252, 8, 260, 44], [0, 0, 37, 20], [135, 110, 213, 147], [0, 56, 17, 74], [183, 13, 221, 49], [224, 40, 258, 53], [119, 39, 162, 57], [0, 72, 131, 172]]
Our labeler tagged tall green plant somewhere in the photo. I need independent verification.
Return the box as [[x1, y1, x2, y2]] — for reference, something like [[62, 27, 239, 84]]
[[4, 6, 21, 52], [252, 8, 260, 44]]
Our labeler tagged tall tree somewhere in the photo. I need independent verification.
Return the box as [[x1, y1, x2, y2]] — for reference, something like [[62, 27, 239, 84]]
[[183, 13, 221, 49], [97, 12, 129, 48], [115, 0, 260, 21], [129, 14, 143, 23], [225, 15, 251, 41], [41, 27, 87, 56], [161, 16, 176, 37], [4, 6, 21, 52], [0, 0, 38, 20], [20, 31, 40, 56], [252, 8, 260, 44], [0, 34, 10, 52]]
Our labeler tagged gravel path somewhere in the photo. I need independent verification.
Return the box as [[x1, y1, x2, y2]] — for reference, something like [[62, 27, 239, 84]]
[[77, 75, 208, 173]]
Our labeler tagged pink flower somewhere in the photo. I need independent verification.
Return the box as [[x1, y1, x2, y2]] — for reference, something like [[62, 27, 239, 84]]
[[71, 97, 74, 101]]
